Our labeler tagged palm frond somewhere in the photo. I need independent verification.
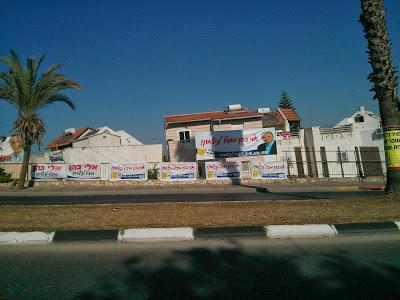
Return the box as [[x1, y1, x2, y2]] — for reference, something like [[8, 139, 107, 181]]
[[43, 93, 76, 110]]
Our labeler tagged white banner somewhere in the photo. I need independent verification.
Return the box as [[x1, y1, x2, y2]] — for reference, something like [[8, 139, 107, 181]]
[[48, 150, 64, 162], [66, 163, 100, 180], [110, 163, 148, 181], [160, 162, 197, 181], [205, 161, 242, 180], [32, 164, 66, 180], [252, 161, 287, 179], [195, 128, 277, 160]]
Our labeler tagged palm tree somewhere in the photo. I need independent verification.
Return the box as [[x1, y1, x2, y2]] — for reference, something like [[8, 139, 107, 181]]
[[0, 50, 80, 188], [360, 0, 400, 194]]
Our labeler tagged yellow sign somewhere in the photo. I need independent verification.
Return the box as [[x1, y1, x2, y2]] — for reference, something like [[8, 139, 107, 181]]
[[197, 148, 206, 157], [384, 129, 400, 169]]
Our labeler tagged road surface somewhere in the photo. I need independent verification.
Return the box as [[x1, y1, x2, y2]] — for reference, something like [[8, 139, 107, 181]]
[[0, 233, 399, 299]]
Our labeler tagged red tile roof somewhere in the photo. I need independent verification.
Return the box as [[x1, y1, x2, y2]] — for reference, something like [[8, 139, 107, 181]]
[[279, 108, 301, 121], [165, 109, 263, 124], [47, 128, 91, 150]]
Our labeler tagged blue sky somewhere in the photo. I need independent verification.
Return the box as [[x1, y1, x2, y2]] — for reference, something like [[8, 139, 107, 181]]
[[1, 0, 399, 151]]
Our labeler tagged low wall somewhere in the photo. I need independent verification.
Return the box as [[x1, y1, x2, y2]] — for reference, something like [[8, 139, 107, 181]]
[[23, 176, 383, 188]]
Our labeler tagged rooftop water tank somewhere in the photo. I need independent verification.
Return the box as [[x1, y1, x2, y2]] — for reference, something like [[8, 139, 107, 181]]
[[227, 104, 242, 111], [64, 128, 76, 134], [257, 107, 271, 114]]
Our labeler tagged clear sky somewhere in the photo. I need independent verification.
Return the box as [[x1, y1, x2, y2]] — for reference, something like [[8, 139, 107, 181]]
[[1, 0, 399, 151]]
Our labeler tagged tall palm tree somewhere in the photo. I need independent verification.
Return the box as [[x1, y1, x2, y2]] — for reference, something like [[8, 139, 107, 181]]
[[0, 50, 80, 188], [360, 0, 400, 194]]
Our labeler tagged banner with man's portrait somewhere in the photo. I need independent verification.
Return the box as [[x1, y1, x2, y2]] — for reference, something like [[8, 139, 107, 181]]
[[195, 128, 277, 160], [0, 135, 24, 162]]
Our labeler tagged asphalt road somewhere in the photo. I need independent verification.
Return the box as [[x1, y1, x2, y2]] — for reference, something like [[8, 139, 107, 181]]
[[0, 188, 384, 205], [0, 234, 399, 299]]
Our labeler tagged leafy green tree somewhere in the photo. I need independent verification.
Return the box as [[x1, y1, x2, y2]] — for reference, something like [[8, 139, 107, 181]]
[[0, 50, 80, 188], [360, 0, 400, 194], [278, 90, 296, 111]]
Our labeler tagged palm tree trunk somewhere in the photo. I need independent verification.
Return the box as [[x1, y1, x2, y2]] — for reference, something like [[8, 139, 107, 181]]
[[360, 0, 400, 195], [379, 92, 400, 194], [17, 144, 31, 189]]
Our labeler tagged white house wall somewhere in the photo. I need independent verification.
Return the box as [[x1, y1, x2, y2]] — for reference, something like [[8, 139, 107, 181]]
[[62, 144, 162, 163], [73, 133, 121, 148], [309, 126, 385, 178]]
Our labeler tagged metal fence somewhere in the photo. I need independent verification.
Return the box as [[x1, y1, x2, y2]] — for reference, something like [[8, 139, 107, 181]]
[[281, 148, 386, 180]]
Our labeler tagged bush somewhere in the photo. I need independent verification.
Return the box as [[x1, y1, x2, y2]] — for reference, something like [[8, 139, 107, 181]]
[[0, 167, 13, 183]]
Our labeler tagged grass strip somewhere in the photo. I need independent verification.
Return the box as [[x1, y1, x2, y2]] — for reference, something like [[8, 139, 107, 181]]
[[0, 195, 399, 231]]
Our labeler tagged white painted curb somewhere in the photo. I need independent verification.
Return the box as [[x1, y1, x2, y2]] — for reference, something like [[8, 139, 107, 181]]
[[118, 227, 194, 242], [265, 224, 338, 239], [395, 221, 400, 231], [0, 231, 55, 244]]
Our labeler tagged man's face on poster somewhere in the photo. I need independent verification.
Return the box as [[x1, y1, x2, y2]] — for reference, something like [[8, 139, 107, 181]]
[[10, 136, 22, 154], [261, 132, 274, 144]]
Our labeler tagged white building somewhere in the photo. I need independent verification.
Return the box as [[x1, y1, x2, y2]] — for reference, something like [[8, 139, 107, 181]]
[[297, 106, 385, 178], [46, 126, 162, 164]]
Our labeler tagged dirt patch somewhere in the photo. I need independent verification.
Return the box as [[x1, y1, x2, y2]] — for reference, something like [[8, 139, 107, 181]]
[[1, 195, 399, 231]]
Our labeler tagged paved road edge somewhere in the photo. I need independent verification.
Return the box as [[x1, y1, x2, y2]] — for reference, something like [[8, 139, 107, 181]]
[[1, 221, 399, 244]]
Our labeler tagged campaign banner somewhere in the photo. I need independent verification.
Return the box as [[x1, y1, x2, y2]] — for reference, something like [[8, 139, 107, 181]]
[[205, 161, 242, 180], [32, 164, 66, 180], [160, 162, 197, 181], [0, 135, 24, 162], [252, 161, 287, 180], [195, 128, 277, 160], [110, 163, 148, 181], [66, 163, 100, 180], [384, 128, 400, 170]]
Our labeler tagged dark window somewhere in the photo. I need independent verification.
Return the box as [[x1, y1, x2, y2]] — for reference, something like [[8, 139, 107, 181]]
[[179, 131, 190, 143], [355, 115, 364, 123]]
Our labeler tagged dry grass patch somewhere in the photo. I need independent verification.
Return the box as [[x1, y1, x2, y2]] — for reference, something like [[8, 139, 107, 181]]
[[0, 195, 399, 231]]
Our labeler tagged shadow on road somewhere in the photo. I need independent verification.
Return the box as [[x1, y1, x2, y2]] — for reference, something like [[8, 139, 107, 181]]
[[79, 247, 400, 299]]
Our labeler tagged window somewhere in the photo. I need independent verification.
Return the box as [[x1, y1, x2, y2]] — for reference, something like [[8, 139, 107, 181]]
[[355, 115, 364, 123], [179, 130, 190, 143]]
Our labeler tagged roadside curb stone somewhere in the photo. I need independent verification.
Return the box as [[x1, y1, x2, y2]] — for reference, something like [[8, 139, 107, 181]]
[[1, 221, 399, 244]]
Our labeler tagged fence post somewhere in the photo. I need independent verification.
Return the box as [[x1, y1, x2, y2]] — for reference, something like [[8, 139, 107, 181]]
[[287, 157, 292, 182], [337, 147, 344, 178], [354, 147, 364, 182]]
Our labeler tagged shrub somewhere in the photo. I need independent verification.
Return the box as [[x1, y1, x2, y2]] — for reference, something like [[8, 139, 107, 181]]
[[0, 167, 13, 183]]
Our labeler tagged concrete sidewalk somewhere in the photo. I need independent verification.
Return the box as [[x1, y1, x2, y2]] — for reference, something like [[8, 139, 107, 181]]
[[0, 181, 385, 197]]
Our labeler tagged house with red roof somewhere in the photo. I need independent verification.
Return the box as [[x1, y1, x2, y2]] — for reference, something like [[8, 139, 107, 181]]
[[164, 104, 301, 163], [46, 126, 161, 164]]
